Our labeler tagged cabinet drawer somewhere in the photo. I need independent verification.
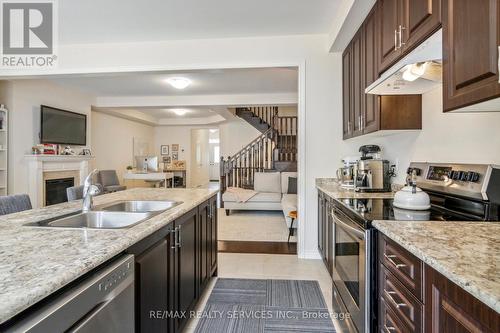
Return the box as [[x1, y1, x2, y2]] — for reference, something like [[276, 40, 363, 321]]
[[379, 233, 423, 301], [380, 264, 423, 332], [379, 295, 412, 333]]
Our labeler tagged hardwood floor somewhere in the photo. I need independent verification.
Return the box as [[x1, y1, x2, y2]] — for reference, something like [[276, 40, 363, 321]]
[[218, 240, 297, 255]]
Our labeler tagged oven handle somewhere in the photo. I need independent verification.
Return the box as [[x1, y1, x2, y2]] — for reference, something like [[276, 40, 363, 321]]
[[331, 210, 365, 239]]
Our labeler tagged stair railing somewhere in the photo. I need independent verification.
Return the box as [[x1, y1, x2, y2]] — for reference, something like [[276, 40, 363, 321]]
[[220, 127, 276, 195], [248, 106, 279, 129], [274, 116, 298, 162]]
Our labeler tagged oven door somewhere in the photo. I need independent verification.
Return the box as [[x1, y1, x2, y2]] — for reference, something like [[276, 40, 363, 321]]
[[332, 208, 368, 333]]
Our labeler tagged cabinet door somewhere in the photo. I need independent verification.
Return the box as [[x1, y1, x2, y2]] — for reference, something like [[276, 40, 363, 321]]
[[378, 0, 402, 73], [342, 46, 353, 139], [443, 0, 500, 112], [363, 7, 380, 134], [197, 200, 210, 292], [135, 238, 171, 333], [352, 30, 364, 137], [401, 0, 441, 52], [318, 194, 325, 255], [173, 208, 198, 333], [209, 196, 218, 275], [425, 265, 500, 332]]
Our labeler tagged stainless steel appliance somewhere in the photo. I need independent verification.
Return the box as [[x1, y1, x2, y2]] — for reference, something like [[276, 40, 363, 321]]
[[331, 162, 500, 333], [5, 255, 135, 333], [337, 156, 359, 188], [354, 159, 391, 193]]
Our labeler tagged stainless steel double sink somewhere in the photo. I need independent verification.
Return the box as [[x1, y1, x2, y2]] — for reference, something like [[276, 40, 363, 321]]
[[25, 200, 182, 229]]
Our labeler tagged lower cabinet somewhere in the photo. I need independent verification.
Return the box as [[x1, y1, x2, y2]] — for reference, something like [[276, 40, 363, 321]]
[[318, 191, 333, 275], [378, 233, 500, 332], [127, 194, 218, 333]]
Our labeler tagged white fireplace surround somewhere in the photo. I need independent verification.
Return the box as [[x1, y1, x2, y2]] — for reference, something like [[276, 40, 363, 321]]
[[25, 155, 93, 208]]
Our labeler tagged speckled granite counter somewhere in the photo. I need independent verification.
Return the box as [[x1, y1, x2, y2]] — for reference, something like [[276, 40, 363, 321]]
[[315, 178, 396, 199], [373, 220, 500, 313], [0, 188, 218, 324]]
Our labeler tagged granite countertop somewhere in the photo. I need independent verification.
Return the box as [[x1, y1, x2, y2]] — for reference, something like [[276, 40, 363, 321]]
[[315, 178, 396, 199], [373, 220, 500, 313], [0, 188, 218, 325]]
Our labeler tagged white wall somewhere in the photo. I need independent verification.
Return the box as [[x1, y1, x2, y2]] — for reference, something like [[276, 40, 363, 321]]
[[335, 86, 500, 184], [2, 80, 94, 195], [154, 119, 261, 187], [91, 111, 155, 183], [219, 118, 262, 157]]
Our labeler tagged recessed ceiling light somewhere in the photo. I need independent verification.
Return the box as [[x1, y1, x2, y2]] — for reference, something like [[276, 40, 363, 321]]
[[166, 77, 191, 89], [172, 109, 188, 116]]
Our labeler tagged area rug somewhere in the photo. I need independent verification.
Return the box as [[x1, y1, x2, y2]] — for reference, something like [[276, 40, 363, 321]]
[[195, 278, 336, 333]]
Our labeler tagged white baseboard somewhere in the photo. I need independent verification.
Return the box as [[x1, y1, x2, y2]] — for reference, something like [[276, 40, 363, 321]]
[[298, 248, 321, 260]]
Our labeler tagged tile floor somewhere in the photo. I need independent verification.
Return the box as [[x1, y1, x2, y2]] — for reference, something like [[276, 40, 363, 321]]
[[184, 253, 340, 332]]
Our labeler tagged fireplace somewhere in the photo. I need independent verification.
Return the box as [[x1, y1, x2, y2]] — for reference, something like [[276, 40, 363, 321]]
[[45, 177, 75, 206]]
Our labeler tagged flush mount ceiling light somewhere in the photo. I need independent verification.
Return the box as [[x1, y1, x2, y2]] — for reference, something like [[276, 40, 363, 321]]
[[172, 109, 188, 116], [165, 77, 191, 89], [402, 62, 428, 82]]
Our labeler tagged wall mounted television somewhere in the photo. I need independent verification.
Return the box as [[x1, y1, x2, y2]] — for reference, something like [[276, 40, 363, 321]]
[[40, 105, 87, 146]]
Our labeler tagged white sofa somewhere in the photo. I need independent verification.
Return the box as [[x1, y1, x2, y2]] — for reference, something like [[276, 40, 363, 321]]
[[222, 172, 298, 228]]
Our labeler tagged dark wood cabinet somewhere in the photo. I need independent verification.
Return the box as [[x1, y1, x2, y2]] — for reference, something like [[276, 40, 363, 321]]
[[363, 7, 381, 134], [378, 0, 441, 73], [378, 0, 402, 72], [318, 191, 332, 275], [127, 194, 218, 333], [173, 208, 198, 333], [378, 233, 500, 333], [402, 0, 441, 52], [443, 0, 500, 112], [343, 4, 422, 140], [425, 265, 500, 333], [342, 45, 353, 139], [134, 237, 172, 333], [317, 192, 326, 261], [208, 197, 218, 275]]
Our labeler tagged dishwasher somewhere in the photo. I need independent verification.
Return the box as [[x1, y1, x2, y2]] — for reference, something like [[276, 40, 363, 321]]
[[5, 254, 135, 333]]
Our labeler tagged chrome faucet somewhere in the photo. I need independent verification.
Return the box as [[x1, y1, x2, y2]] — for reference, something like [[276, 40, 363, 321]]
[[82, 169, 100, 212]]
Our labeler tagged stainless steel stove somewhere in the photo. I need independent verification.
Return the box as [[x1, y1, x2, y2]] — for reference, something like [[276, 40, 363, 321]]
[[330, 162, 500, 333]]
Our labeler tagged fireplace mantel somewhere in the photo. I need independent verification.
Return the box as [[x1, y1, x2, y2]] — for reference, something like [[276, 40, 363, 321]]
[[25, 155, 94, 208]]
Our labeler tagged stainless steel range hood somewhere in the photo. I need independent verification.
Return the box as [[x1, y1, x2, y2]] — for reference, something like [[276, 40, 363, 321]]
[[366, 29, 442, 95]]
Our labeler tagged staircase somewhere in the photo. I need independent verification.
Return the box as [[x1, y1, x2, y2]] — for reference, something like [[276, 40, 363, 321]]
[[220, 106, 298, 195]]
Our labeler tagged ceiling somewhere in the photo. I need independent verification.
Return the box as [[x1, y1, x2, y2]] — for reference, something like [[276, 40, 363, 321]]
[[123, 107, 216, 119], [50, 67, 298, 97], [58, 0, 342, 44]]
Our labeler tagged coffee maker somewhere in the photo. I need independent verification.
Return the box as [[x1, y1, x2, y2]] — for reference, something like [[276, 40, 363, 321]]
[[354, 145, 392, 192]]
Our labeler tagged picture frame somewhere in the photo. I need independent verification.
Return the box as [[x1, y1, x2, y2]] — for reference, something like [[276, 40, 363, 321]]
[[172, 144, 179, 152], [163, 156, 172, 164], [161, 145, 169, 155], [82, 148, 91, 156], [172, 152, 179, 160]]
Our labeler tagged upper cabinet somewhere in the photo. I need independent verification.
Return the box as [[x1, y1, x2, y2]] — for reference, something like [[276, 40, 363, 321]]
[[343, 5, 422, 140], [378, 0, 441, 73], [442, 0, 500, 112]]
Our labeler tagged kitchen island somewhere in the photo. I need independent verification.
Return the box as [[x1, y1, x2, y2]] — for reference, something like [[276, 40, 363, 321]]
[[0, 187, 218, 330]]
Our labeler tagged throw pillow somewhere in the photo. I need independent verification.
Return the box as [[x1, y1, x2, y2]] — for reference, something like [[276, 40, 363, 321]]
[[287, 177, 297, 194]]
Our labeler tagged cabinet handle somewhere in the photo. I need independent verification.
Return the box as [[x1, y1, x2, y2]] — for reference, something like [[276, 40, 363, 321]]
[[171, 227, 178, 250], [394, 29, 398, 51], [384, 254, 407, 269], [398, 25, 406, 48], [385, 289, 408, 309]]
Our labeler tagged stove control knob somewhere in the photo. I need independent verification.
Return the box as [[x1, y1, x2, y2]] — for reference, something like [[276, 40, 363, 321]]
[[467, 172, 480, 182], [460, 172, 469, 181]]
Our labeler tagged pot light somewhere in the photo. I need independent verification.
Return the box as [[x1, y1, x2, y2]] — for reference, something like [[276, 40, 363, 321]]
[[172, 109, 188, 116], [166, 77, 191, 89], [402, 62, 427, 82]]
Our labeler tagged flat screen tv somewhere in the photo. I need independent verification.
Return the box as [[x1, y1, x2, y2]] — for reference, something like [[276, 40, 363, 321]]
[[40, 105, 87, 145]]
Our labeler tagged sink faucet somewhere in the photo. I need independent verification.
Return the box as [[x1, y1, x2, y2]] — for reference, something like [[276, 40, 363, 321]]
[[82, 169, 100, 212]]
